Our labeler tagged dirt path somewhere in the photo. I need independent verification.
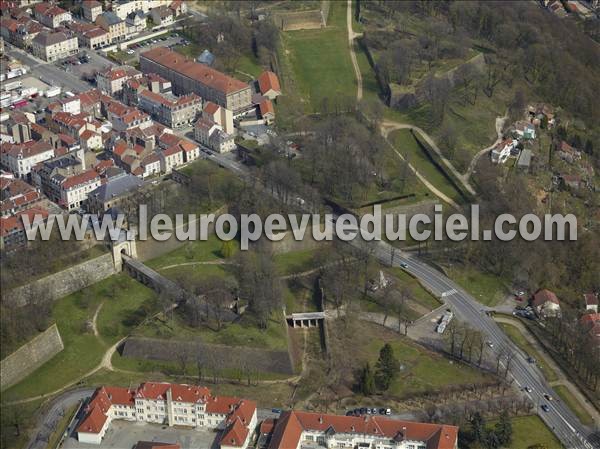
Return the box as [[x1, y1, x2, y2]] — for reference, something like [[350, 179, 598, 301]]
[[91, 302, 104, 338], [494, 316, 600, 423], [156, 260, 227, 271], [380, 121, 476, 197], [465, 114, 507, 179], [347, 0, 362, 102]]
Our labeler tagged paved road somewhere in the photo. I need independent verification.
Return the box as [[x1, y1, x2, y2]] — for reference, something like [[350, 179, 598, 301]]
[[360, 240, 595, 449], [5, 43, 91, 93], [25, 388, 94, 449]]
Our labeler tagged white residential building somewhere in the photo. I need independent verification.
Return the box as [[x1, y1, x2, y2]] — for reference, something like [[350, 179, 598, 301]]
[[31, 31, 78, 62], [267, 411, 459, 449], [0, 141, 55, 178], [77, 383, 257, 449], [490, 139, 518, 164]]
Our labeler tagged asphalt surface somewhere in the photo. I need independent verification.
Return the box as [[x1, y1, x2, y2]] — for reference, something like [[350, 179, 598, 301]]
[[362, 240, 596, 449], [4, 43, 91, 93], [26, 388, 94, 449]]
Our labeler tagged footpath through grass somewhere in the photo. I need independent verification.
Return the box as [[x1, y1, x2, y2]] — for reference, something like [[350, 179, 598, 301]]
[[388, 129, 464, 205], [282, 1, 355, 112], [497, 321, 558, 383], [3, 275, 157, 401]]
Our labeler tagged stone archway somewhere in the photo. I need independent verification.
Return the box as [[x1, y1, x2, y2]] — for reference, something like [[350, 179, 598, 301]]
[[111, 240, 138, 271]]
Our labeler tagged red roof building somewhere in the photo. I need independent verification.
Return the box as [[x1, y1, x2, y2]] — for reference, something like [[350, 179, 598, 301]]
[[77, 382, 257, 447], [267, 411, 458, 449], [257, 71, 282, 100]]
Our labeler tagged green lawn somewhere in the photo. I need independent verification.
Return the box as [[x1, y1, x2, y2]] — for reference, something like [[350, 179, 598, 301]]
[[489, 415, 563, 449], [274, 249, 318, 276], [553, 385, 594, 426], [282, 0, 356, 111], [388, 129, 464, 205], [365, 331, 492, 398], [0, 399, 44, 449], [446, 265, 507, 307], [133, 311, 288, 351], [3, 275, 157, 401], [497, 321, 558, 383], [389, 268, 442, 310], [146, 234, 235, 270]]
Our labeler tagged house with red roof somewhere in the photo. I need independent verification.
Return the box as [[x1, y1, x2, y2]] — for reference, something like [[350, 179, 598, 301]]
[[0, 205, 49, 250], [266, 411, 458, 449], [580, 313, 600, 343], [33, 2, 71, 28], [531, 289, 562, 318], [96, 65, 142, 96], [584, 293, 598, 313], [257, 71, 281, 100], [77, 382, 257, 448]]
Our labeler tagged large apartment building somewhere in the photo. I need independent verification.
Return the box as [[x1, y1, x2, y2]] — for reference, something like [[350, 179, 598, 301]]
[[139, 47, 252, 113], [77, 382, 257, 449], [137, 90, 201, 129], [267, 411, 459, 449], [31, 31, 78, 62]]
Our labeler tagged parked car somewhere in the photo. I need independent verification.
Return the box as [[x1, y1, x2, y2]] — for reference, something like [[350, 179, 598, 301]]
[[271, 408, 282, 414], [346, 411, 354, 416], [359, 408, 367, 415]]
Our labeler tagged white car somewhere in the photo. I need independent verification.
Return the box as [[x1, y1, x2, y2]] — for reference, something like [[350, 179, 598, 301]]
[[127, 49, 135, 55], [486, 340, 494, 348]]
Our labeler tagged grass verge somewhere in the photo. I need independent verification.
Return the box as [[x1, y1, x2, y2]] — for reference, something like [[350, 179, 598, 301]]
[[553, 385, 594, 426]]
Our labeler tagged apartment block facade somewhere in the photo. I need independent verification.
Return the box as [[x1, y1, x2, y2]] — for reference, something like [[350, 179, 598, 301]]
[[77, 383, 257, 449], [140, 47, 252, 113]]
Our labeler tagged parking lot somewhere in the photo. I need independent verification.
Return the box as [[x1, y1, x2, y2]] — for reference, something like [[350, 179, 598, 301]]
[[61, 420, 221, 449], [125, 33, 185, 57]]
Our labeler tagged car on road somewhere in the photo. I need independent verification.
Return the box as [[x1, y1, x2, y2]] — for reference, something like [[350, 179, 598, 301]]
[[400, 262, 408, 268], [524, 386, 533, 393], [527, 356, 536, 363], [543, 394, 553, 401], [486, 340, 494, 348], [541, 404, 550, 412], [271, 408, 282, 414]]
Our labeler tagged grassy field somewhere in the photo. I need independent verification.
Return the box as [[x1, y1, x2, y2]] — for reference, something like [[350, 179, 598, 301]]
[[133, 309, 288, 351], [489, 415, 563, 449], [3, 275, 157, 401], [274, 248, 321, 276], [388, 129, 464, 205], [389, 268, 442, 310], [497, 321, 558, 383], [358, 322, 492, 398], [553, 385, 594, 426], [146, 234, 235, 270], [446, 265, 507, 307], [173, 44, 262, 80], [282, 1, 355, 112]]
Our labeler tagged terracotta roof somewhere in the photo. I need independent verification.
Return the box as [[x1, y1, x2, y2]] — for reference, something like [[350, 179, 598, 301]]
[[140, 47, 249, 95], [221, 417, 249, 448], [61, 169, 100, 190], [203, 101, 220, 115], [135, 382, 171, 400], [80, 129, 98, 140], [260, 419, 275, 434], [584, 293, 599, 306], [1, 140, 54, 159], [162, 145, 183, 157], [0, 206, 48, 237], [259, 99, 274, 116], [532, 289, 560, 307], [257, 71, 281, 95], [170, 384, 211, 403], [268, 412, 458, 449]]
